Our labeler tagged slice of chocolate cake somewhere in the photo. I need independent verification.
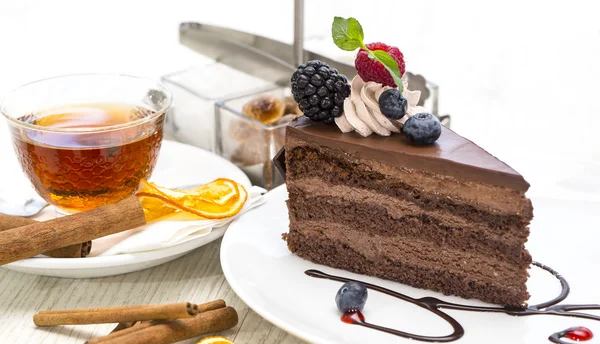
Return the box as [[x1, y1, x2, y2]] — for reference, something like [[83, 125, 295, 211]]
[[281, 117, 532, 306], [278, 17, 533, 307]]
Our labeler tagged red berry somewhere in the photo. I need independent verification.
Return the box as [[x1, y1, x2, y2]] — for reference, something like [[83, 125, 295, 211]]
[[355, 42, 406, 87], [564, 327, 593, 341], [341, 310, 365, 324]]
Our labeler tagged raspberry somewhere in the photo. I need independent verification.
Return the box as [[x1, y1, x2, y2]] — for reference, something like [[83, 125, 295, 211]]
[[355, 42, 406, 87]]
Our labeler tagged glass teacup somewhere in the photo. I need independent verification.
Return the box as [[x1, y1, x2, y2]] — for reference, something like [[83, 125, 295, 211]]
[[0, 74, 172, 213]]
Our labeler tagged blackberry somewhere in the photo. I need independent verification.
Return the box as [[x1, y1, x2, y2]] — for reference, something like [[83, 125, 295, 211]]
[[317, 86, 328, 97], [291, 60, 351, 123], [304, 84, 317, 96]]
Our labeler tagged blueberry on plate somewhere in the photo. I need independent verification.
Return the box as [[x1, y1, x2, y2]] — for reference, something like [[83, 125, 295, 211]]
[[335, 281, 368, 312], [402, 113, 442, 145], [379, 89, 407, 120]]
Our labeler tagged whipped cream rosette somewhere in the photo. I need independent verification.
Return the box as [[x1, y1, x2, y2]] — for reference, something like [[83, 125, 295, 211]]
[[335, 76, 427, 137]]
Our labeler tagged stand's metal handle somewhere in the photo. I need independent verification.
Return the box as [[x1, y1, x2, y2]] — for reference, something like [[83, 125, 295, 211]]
[[293, 0, 304, 67]]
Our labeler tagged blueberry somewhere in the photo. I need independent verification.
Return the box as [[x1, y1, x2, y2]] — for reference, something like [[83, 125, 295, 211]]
[[304, 84, 317, 96], [335, 281, 368, 313], [402, 113, 442, 145], [296, 75, 309, 88], [379, 89, 407, 120]]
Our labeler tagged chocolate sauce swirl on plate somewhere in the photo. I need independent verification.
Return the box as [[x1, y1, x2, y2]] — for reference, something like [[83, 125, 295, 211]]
[[305, 261, 598, 343]]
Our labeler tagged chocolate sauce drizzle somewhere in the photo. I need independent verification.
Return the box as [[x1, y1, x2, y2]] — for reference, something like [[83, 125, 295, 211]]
[[305, 261, 599, 342]]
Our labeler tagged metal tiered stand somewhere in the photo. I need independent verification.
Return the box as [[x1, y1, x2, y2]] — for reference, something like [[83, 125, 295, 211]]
[[161, 0, 449, 190]]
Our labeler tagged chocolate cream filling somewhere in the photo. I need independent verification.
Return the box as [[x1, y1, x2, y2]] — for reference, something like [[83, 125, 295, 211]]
[[287, 185, 531, 265]]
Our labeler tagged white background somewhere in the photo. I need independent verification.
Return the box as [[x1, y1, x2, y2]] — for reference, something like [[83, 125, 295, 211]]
[[0, 2, 598, 343], [0, 0, 599, 197]]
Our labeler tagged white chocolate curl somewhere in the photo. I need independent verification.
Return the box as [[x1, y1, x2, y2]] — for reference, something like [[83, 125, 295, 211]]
[[335, 75, 427, 137]]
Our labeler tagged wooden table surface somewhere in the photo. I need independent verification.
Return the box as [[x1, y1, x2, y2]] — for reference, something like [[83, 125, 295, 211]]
[[0, 239, 305, 344]]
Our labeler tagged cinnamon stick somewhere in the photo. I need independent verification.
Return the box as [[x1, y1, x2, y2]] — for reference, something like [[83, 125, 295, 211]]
[[88, 321, 158, 344], [34, 302, 198, 326], [195, 299, 226, 313], [0, 196, 146, 266], [0, 214, 92, 258], [88, 307, 238, 344], [93, 321, 155, 343], [110, 321, 140, 333], [87, 300, 227, 344]]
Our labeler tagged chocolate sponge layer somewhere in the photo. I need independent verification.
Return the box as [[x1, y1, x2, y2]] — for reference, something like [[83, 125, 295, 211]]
[[286, 221, 530, 306]]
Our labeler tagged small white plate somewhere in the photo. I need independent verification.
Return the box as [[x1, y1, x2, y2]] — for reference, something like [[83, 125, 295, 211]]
[[221, 185, 600, 344], [3, 140, 250, 278]]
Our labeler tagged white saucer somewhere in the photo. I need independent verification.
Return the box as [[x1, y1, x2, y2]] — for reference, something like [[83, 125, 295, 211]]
[[221, 185, 599, 344], [3, 140, 250, 278]]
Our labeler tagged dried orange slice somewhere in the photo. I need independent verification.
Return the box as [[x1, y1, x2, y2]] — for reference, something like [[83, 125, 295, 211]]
[[196, 336, 235, 344], [137, 178, 247, 220], [138, 195, 178, 222]]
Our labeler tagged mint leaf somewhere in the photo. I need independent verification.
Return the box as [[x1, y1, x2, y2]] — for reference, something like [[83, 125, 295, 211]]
[[332, 17, 365, 51], [369, 50, 404, 92], [332, 16, 403, 92], [347, 17, 364, 44]]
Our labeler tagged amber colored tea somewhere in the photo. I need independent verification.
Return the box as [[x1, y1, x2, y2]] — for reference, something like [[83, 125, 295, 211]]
[[13, 103, 164, 212]]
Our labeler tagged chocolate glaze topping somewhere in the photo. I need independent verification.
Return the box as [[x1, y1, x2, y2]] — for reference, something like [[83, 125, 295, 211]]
[[286, 117, 530, 191], [306, 261, 598, 342], [273, 146, 286, 181]]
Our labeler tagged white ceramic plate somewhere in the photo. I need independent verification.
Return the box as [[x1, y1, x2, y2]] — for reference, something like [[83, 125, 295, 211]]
[[221, 185, 600, 344], [4, 140, 250, 278]]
